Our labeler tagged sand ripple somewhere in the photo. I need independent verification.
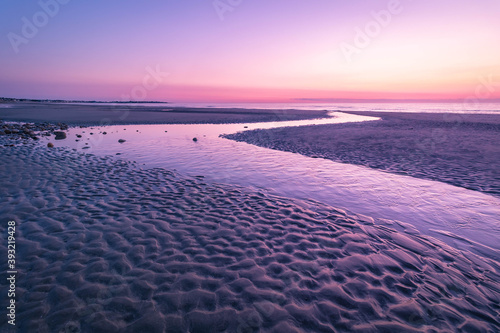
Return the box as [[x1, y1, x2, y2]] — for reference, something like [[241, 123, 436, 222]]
[[0, 145, 499, 332]]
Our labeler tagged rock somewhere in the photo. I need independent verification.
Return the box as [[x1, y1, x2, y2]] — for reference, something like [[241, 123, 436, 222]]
[[54, 131, 67, 140], [47, 143, 54, 148], [103, 132, 107, 135], [31, 136, 39, 140], [4, 129, 11, 134], [76, 134, 82, 138], [193, 137, 198, 142], [118, 139, 126, 143]]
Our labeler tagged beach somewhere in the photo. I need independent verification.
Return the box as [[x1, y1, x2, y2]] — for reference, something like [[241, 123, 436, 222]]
[[1, 105, 500, 332], [224, 111, 500, 198], [3, 0, 499, 331], [1, 144, 499, 332]]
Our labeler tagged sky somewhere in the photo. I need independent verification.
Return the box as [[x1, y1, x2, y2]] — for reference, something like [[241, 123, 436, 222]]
[[1, 0, 499, 103]]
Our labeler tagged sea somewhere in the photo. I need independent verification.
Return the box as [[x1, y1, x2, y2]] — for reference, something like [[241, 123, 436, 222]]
[[67, 101, 500, 114]]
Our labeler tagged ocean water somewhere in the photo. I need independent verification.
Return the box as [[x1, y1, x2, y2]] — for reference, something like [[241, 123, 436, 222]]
[[69, 101, 500, 114]]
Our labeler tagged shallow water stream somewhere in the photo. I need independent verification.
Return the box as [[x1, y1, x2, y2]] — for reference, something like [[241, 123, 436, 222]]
[[45, 112, 500, 257]]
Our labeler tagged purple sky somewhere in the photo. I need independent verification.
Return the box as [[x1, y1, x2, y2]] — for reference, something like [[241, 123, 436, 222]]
[[1, 0, 499, 102]]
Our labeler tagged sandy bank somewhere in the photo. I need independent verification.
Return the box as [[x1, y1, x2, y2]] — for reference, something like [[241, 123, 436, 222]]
[[0, 102, 329, 126], [224, 112, 500, 197], [0, 143, 499, 332]]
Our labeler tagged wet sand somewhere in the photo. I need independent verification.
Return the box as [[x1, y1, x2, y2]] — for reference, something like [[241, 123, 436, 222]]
[[224, 112, 500, 197], [0, 102, 329, 126], [1, 143, 499, 332]]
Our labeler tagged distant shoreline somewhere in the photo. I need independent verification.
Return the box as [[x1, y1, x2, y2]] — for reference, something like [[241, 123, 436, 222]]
[[3, 97, 500, 104], [0, 102, 330, 126], [0, 97, 166, 104]]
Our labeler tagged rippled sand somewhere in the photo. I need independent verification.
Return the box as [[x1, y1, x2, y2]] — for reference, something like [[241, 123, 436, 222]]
[[0, 144, 499, 332]]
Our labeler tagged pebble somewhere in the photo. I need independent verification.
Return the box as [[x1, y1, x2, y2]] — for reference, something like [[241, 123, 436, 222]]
[[54, 131, 67, 140]]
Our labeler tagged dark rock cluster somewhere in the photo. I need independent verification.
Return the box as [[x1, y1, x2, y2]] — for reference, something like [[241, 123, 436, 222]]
[[0, 120, 69, 146]]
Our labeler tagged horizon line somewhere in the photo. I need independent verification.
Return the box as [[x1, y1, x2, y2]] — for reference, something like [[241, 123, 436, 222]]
[[3, 96, 500, 104]]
